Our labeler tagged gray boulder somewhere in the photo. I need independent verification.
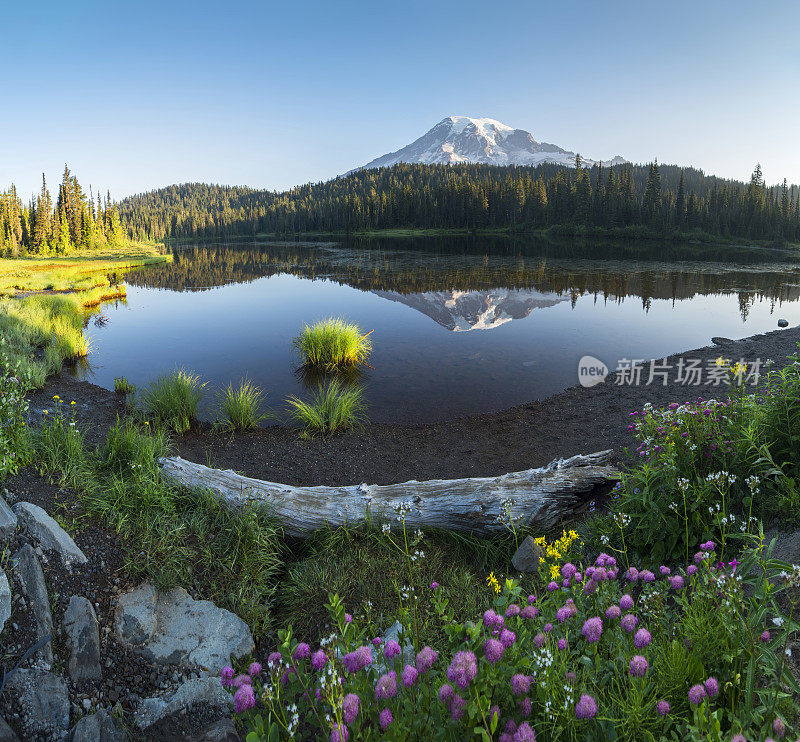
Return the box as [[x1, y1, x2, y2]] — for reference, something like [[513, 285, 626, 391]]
[[0, 570, 10, 635], [134, 677, 232, 730], [778, 318, 789, 328], [765, 528, 800, 565], [115, 583, 254, 674], [67, 708, 125, 742], [189, 718, 240, 742], [0, 716, 19, 742], [12, 502, 88, 568], [511, 535, 543, 573], [63, 595, 102, 682], [11, 544, 53, 667], [7, 669, 69, 739], [0, 496, 17, 541]]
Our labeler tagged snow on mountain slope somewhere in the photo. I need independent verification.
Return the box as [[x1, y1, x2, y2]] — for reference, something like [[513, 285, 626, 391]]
[[373, 287, 571, 332], [358, 116, 626, 171]]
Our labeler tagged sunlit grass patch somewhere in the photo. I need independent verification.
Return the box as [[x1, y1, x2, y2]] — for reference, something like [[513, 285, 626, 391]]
[[0, 243, 168, 297], [287, 378, 366, 436], [292, 317, 372, 370], [0, 294, 89, 386], [216, 378, 270, 432], [139, 369, 206, 433]]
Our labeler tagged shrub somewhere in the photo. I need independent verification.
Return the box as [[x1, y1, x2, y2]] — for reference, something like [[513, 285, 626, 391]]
[[293, 317, 372, 370], [114, 376, 136, 395], [286, 379, 365, 436], [217, 378, 269, 432], [222, 533, 800, 740], [590, 354, 800, 565], [139, 369, 205, 433]]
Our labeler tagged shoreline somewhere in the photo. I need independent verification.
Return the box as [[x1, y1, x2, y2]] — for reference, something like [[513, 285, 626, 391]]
[[30, 322, 800, 487]]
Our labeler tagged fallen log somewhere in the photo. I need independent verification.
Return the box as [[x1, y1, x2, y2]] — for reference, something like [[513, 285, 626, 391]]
[[159, 451, 619, 538]]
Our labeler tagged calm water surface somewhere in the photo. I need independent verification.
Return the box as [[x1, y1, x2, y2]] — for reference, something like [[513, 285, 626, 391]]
[[76, 237, 800, 423]]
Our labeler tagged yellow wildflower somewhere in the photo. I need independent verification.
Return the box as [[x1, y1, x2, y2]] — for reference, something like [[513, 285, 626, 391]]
[[487, 572, 501, 594]]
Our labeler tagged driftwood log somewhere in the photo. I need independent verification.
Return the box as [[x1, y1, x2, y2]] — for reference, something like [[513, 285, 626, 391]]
[[159, 451, 619, 538]]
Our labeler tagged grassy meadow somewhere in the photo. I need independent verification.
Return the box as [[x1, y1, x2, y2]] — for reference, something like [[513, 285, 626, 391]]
[[0, 244, 170, 387]]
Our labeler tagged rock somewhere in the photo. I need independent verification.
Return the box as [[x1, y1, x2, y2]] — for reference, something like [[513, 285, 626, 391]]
[[778, 318, 789, 328], [0, 496, 17, 541], [11, 544, 53, 667], [134, 678, 232, 730], [12, 502, 88, 568], [711, 336, 734, 346], [189, 718, 240, 742], [0, 716, 19, 742], [511, 535, 543, 573], [764, 528, 800, 565], [67, 708, 125, 742], [63, 595, 102, 682], [7, 669, 69, 739], [114, 583, 254, 674], [0, 570, 10, 635]]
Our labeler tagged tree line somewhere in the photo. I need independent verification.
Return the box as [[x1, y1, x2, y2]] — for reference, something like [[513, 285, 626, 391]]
[[0, 166, 124, 256], [117, 160, 800, 244]]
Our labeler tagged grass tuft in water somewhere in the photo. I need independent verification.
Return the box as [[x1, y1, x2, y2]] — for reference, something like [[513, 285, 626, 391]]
[[216, 378, 270, 432], [287, 379, 366, 437], [139, 369, 205, 433], [114, 376, 136, 395], [292, 317, 372, 370]]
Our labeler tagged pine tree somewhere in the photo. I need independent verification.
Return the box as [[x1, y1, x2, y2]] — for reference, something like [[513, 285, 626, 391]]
[[642, 161, 662, 225], [675, 169, 686, 226]]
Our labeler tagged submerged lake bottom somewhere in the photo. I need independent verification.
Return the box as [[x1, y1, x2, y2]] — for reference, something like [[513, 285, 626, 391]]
[[74, 236, 800, 424]]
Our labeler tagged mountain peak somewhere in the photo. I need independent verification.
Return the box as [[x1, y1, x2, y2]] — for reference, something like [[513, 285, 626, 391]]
[[359, 117, 624, 171]]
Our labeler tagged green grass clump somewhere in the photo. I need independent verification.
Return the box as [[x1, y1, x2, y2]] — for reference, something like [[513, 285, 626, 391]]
[[140, 369, 205, 433], [292, 317, 372, 370], [287, 379, 365, 436], [216, 378, 269, 432], [32, 414, 281, 636], [114, 376, 136, 395]]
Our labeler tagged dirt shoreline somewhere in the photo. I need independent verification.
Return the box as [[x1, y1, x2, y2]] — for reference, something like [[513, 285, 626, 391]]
[[29, 323, 800, 487]]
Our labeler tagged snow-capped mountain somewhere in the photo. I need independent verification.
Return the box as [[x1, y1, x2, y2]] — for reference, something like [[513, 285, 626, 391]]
[[373, 288, 571, 332], [359, 116, 626, 170]]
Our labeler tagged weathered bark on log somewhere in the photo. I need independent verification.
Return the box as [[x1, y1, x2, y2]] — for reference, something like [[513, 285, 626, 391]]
[[159, 452, 619, 538]]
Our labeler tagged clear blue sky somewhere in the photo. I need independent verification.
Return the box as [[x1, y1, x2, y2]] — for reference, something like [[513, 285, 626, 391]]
[[4, 0, 799, 199]]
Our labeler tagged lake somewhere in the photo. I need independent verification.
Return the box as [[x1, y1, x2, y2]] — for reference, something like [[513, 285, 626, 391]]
[[75, 236, 800, 423]]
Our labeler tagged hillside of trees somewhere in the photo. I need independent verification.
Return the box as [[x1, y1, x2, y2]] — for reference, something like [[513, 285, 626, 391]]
[[0, 166, 125, 256], [117, 161, 800, 244]]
